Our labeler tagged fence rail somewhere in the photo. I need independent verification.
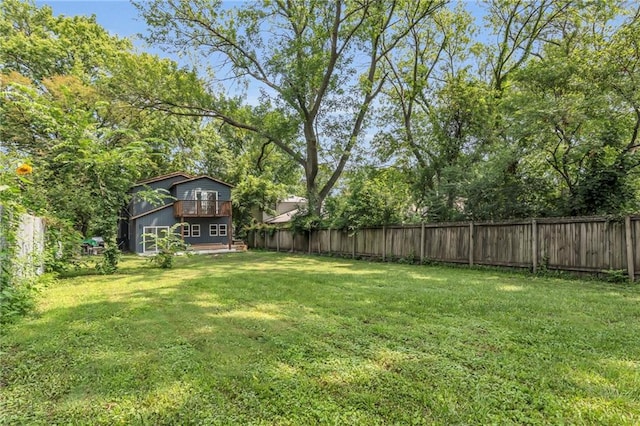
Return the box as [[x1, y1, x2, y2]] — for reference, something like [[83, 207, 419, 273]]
[[248, 215, 639, 282]]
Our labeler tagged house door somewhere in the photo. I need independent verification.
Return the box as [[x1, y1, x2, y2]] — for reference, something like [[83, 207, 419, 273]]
[[142, 226, 170, 253], [196, 190, 218, 215]]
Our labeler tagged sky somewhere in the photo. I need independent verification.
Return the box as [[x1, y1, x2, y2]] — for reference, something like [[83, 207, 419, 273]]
[[36, 1, 148, 39], [34, 1, 252, 62]]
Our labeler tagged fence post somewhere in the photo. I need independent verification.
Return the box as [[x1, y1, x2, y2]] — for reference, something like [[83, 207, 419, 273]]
[[328, 228, 332, 256], [420, 223, 425, 264], [352, 232, 356, 259], [276, 229, 280, 252], [625, 216, 635, 282], [382, 226, 387, 261], [469, 222, 474, 266], [308, 230, 312, 254], [532, 219, 538, 274]]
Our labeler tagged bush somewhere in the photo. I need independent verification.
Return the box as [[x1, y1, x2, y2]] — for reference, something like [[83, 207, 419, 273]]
[[143, 223, 189, 269]]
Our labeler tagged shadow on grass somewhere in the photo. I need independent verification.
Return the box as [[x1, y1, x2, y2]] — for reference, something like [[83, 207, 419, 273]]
[[2, 252, 639, 424]]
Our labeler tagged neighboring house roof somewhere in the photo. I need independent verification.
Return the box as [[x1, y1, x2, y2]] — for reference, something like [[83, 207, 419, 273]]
[[130, 204, 172, 220], [264, 209, 300, 224], [132, 171, 192, 187], [281, 196, 307, 203], [169, 175, 234, 189], [262, 195, 308, 223]]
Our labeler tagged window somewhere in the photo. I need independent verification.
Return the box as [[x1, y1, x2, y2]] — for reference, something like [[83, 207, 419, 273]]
[[219, 224, 228, 236], [191, 224, 201, 237], [142, 226, 170, 253], [209, 224, 218, 236], [182, 224, 190, 238]]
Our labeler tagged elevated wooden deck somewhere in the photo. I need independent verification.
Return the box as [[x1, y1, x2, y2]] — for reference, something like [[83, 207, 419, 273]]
[[174, 200, 232, 218]]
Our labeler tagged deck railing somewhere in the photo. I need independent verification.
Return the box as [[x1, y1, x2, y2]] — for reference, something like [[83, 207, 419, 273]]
[[173, 200, 232, 217]]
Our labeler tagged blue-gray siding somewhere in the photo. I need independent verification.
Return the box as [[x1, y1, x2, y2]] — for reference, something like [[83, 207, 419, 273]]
[[131, 206, 176, 253], [172, 178, 232, 201], [126, 176, 234, 253], [181, 217, 231, 245], [130, 208, 231, 253], [130, 175, 187, 217]]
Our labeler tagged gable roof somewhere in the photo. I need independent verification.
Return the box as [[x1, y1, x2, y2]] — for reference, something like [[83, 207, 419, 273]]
[[130, 203, 173, 220], [132, 172, 192, 187], [169, 175, 234, 189], [264, 209, 300, 224]]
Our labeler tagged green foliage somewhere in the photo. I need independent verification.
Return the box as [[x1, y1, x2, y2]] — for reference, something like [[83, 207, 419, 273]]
[[42, 217, 82, 273], [142, 223, 188, 269], [326, 167, 414, 230], [136, 0, 445, 214], [602, 269, 628, 284], [232, 175, 288, 235], [369, 1, 640, 222], [0, 154, 38, 324], [95, 240, 120, 275], [289, 210, 322, 235]]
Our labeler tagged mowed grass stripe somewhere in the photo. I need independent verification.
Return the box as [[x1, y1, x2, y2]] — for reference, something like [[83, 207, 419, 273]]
[[1, 252, 639, 425]]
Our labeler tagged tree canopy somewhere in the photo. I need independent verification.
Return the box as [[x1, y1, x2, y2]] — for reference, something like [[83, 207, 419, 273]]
[[2, 0, 639, 252]]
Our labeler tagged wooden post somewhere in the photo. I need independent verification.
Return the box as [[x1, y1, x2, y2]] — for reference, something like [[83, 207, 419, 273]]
[[328, 228, 332, 255], [532, 219, 538, 274], [352, 232, 356, 259], [625, 216, 635, 282], [276, 229, 280, 252], [420, 223, 425, 263], [228, 212, 233, 250], [382, 226, 387, 261], [308, 230, 312, 254], [469, 222, 474, 266]]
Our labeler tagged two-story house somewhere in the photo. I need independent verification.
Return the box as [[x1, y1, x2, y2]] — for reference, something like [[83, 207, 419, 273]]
[[119, 172, 234, 254]]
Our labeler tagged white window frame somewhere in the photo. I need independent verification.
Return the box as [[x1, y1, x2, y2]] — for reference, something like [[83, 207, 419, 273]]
[[183, 223, 190, 238], [209, 224, 218, 237], [142, 226, 170, 254], [191, 224, 201, 237], [219, 224, 228, 237]]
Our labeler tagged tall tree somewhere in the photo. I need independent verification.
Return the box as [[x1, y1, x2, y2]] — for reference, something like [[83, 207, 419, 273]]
[[503, 1, 640, 215], [135, 0, 446, 214]]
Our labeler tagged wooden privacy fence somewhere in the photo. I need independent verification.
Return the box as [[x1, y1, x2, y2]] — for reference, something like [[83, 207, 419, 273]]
[[248, 215, 639, 281]]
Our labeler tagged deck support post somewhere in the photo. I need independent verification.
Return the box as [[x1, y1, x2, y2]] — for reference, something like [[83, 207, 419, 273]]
[[228, 211, 232, 250]]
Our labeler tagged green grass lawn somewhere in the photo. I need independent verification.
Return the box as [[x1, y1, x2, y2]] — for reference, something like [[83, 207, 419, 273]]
[[1, 252, 639, 425]]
